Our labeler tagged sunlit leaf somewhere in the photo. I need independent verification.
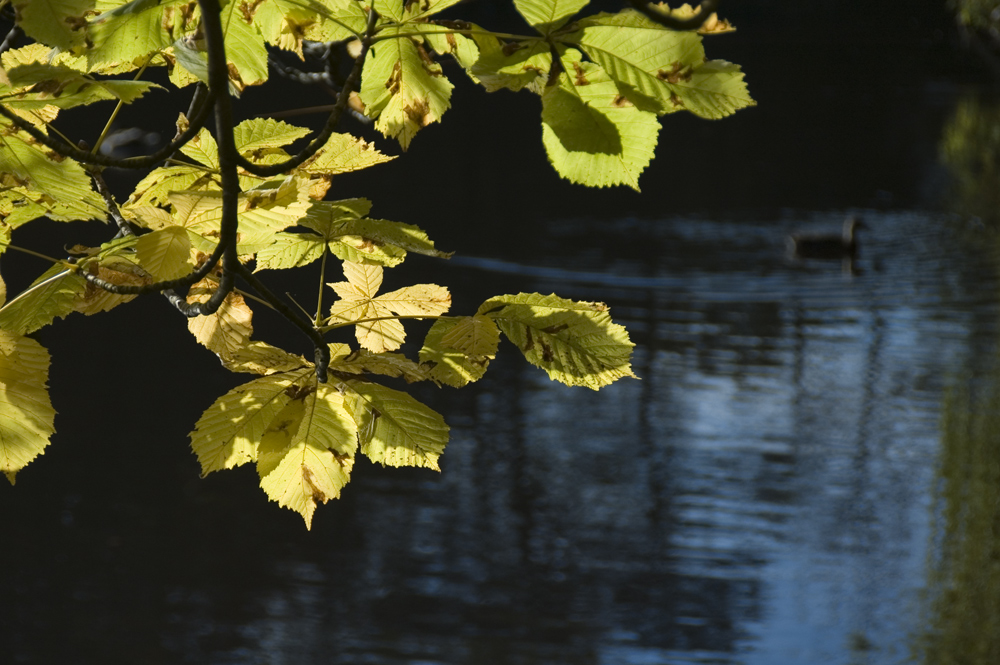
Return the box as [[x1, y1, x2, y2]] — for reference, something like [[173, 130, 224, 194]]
[[470, 38, 551, 93], [0, 130, 107, 221], [345, 381, 449, 470], [135, 226, 193, 280], [0, 264, 85, 335], [234, 117, 311, 156], [514, 0, 588, 34], [359, 25, 453, 149], [257, 382, 358, 528], [327, 262, 450, 352], [298, 133, 395, 196], [651, 3, 736, 34], [479, 292, 636, 390], [251, 0, 367, 58], [1, 63, 159, 109], [13, 0, 92, 51], [402, 0, 465, 21], [189, 367, 313, 474], [124, 164, 218, 211], [413, 22, 479, 71], [419, 314, 499, 387], [221, 340, 310, 375], [169, 174, 312, 245], [84, 0, 198, 68], [568, 10, 754, 119], [221, 3, 270, 91], [0, 330, 56, 484], [329, 348, 435, 383], [541, 59, 659, 190], [186, 277, 255, 363]]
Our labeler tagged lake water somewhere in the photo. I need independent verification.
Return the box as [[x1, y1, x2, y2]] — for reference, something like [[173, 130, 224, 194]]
[[4, 2, 1000, 664]]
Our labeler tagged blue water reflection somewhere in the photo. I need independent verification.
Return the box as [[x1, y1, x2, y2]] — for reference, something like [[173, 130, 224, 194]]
[[94, 209, 992, 665]]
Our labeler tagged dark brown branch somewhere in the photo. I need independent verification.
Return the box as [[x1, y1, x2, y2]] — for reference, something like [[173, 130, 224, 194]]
[[78, 241, 225, 295], [87, 167, 134, 238], [234, 8, 379, 178], [626, 0, 720, 31], [0, 84, 216, 169], [235, 263, 330, 382]]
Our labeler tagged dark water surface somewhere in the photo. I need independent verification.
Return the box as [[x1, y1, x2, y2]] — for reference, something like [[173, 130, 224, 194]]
[[4, 1, 1000, 664]]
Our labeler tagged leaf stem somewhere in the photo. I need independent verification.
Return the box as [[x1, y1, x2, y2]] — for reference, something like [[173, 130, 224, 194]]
[[2, 244, 73, 266], [315, 249, 328, 326], [92, 56, 152, 157], [319, 313, 449, 333]]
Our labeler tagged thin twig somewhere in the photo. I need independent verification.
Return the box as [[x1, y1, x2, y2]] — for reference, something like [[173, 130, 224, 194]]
[[236, 263, 331, 381], [0, 85, 217, 170], [88, 167, 134, 238]]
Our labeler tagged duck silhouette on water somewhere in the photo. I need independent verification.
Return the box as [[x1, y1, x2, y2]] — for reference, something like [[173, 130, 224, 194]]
[[787, 216, 864, 259]]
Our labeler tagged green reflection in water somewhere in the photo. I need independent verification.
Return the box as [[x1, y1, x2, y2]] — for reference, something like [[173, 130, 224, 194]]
[[950, 0, 1000, 31], [940, 95, 1000, 228], [918, 383, 1000, 664]]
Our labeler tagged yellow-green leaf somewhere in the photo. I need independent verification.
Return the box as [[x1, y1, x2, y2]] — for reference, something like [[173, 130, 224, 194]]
[[0, 264, 85, 335], [169, 174, 311, 245], [541, 59, 659, 190], [329, 348, 435, 383], [345, 381, 449, 470], [419, 315, 499, 387], [135, 226, 193, 280], [189, 367, 313, 474], [327, 262, 450, 352], [514, 0, 588, 34], [257, 382, 358, 528], [221, 3, 269, 90], [12, 0, 91, 51], [0, 330, 56, 484], [2, 63, 159, 109], [221, 340, 309, 375], [251, 0, 367, 58], [568, 10, 754, 119], [359, 26, 453, 150], [0, 130, 107, 221], [479, 292, 636, 390], [84, 0, 198, 69], [186, 278, 254, 363]]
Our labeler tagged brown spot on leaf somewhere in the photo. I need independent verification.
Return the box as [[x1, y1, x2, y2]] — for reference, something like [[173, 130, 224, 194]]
[[612, 94, 632, 108], [657, 62, 693, 84], [386, 60, 402, 95], [502, 42, 523, 57], [541, 341, 555, 362], [302, 466, 328, 505], [404, 99, 432, 127], [542, 323, 568, 335], [572, 62, 588, 86], [523, 326, 535, 352], [446, 33, 457, 50], [416, 42, 440, 75], [64, 16, 88, 32], [670, 92, 683, 107]]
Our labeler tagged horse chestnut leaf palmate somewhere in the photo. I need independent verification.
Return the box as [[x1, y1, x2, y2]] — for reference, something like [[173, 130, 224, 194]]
[[0, 0, 752, 528]]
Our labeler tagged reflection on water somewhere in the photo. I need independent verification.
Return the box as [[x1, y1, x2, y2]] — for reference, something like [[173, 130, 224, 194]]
[[3, 209, 986, 664], [920, 384, 1000, 665], [940, 95, 1000, 227]]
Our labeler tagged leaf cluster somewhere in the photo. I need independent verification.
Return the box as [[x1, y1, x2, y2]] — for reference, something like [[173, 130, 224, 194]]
[[0, 0, 752, 527]]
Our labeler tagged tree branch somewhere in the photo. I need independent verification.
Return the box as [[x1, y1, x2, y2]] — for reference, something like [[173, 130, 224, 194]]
[[626, 0, 721, 31], [235, 263, 331, 382], [0, 84, 216, 169]]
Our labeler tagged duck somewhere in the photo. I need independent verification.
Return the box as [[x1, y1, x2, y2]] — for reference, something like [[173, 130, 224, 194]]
[[787, 216, 864, 259]]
